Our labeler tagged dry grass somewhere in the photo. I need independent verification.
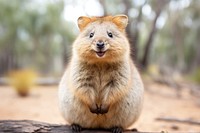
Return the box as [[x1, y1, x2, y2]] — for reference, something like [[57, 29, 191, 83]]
[[8, 69, 37, 96]]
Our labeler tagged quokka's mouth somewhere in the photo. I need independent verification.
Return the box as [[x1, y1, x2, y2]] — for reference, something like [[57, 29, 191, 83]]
[[96, 51, 106, 57]]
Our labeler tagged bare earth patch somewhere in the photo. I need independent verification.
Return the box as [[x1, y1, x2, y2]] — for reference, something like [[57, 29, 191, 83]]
[[0, 83, 199, 132]]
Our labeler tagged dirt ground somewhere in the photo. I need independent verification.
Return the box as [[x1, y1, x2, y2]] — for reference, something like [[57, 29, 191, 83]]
[[0, 82, 200, 132]]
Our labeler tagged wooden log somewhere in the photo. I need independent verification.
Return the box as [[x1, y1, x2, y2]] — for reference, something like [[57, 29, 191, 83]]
[[0, 120, 159, 133]]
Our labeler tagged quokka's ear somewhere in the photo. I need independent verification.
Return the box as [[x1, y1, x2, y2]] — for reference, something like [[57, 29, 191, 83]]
[[77, 16, 91, 31], [112, 15, 128, 30]]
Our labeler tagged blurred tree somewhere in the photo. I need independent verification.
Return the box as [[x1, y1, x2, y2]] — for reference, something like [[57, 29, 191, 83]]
[[0, 0, 26, 75], [0, 0, 200, 77], [0, 0, 74, 76], [153, 0, 200, 74], [141, 0, 169, 69], [123, 0, 146, 62], [189, 1, 200, 72]]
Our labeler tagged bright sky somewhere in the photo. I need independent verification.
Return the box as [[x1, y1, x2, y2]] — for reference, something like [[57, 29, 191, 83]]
[[63, 0, 103, 24], [34, 0, 191, 29]]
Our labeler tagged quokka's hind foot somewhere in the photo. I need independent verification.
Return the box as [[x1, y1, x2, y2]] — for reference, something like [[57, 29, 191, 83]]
[[71, 124, 82, 132], [131, 128, 138, 132], [111, 126, 123, 133]]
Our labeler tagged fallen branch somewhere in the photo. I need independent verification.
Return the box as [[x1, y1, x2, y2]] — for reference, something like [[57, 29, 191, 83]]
[[0, 77, 59, 86], [152, 77, 181, 89], [0, 120, 161, 133], [156, 117, 200, 125]]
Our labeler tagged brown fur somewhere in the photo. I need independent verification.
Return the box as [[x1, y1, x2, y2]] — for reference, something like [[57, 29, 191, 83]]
[[59, 15, 144, 130], [78, 15, 128, 32]]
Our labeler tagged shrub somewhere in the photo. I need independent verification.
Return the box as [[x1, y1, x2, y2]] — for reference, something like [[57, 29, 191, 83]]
[[8, 69, 37, 97]]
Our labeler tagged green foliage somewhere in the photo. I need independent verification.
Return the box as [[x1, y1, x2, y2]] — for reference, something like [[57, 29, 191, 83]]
[[192, 68, 200, 84], [150, 1, 200, 73], [0, 0, 200, 77], [0, 0, 76, 76]]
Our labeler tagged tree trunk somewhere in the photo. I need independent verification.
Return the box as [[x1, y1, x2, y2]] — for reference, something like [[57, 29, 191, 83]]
[[123, 0, 146, 63], [140, 10, 161, 69], [0, 120, 147, 133], [132, 3, 146, 62], [123, 0, 135, 60], [191, 29, 200, 71], [140, 0, 169, 70], [99, 0, 108, 16], [0, 34, 18, 76]]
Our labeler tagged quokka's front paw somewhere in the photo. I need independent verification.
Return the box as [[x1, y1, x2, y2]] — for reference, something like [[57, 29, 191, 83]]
[[71, 124, 82, 132], [89, 104, 109, 114], [111, 126, 123, 133]]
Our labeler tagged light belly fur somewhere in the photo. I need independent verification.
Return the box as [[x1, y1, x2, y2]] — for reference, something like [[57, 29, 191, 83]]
[[58, 65, 143, 129]]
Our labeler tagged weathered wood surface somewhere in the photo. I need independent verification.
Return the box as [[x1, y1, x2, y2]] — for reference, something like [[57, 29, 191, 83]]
[[0, 120, 158, 133]]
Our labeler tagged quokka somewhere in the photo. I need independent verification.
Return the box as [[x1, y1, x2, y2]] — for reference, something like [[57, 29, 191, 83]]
[[59, 15, 144, 133]]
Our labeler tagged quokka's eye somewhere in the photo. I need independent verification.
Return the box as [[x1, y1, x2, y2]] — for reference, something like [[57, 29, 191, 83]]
[[107, 32, 113, 38], [89, 32, 94, 38]]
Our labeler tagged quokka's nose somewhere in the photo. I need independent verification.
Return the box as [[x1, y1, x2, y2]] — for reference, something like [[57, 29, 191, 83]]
[[96, 41, 105, 49]]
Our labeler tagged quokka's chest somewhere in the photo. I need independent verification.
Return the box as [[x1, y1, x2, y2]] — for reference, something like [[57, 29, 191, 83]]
[[72, 64, 129, 90]]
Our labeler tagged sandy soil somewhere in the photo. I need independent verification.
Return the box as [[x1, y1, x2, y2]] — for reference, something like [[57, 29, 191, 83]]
[[0, 83, 200, 132]]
